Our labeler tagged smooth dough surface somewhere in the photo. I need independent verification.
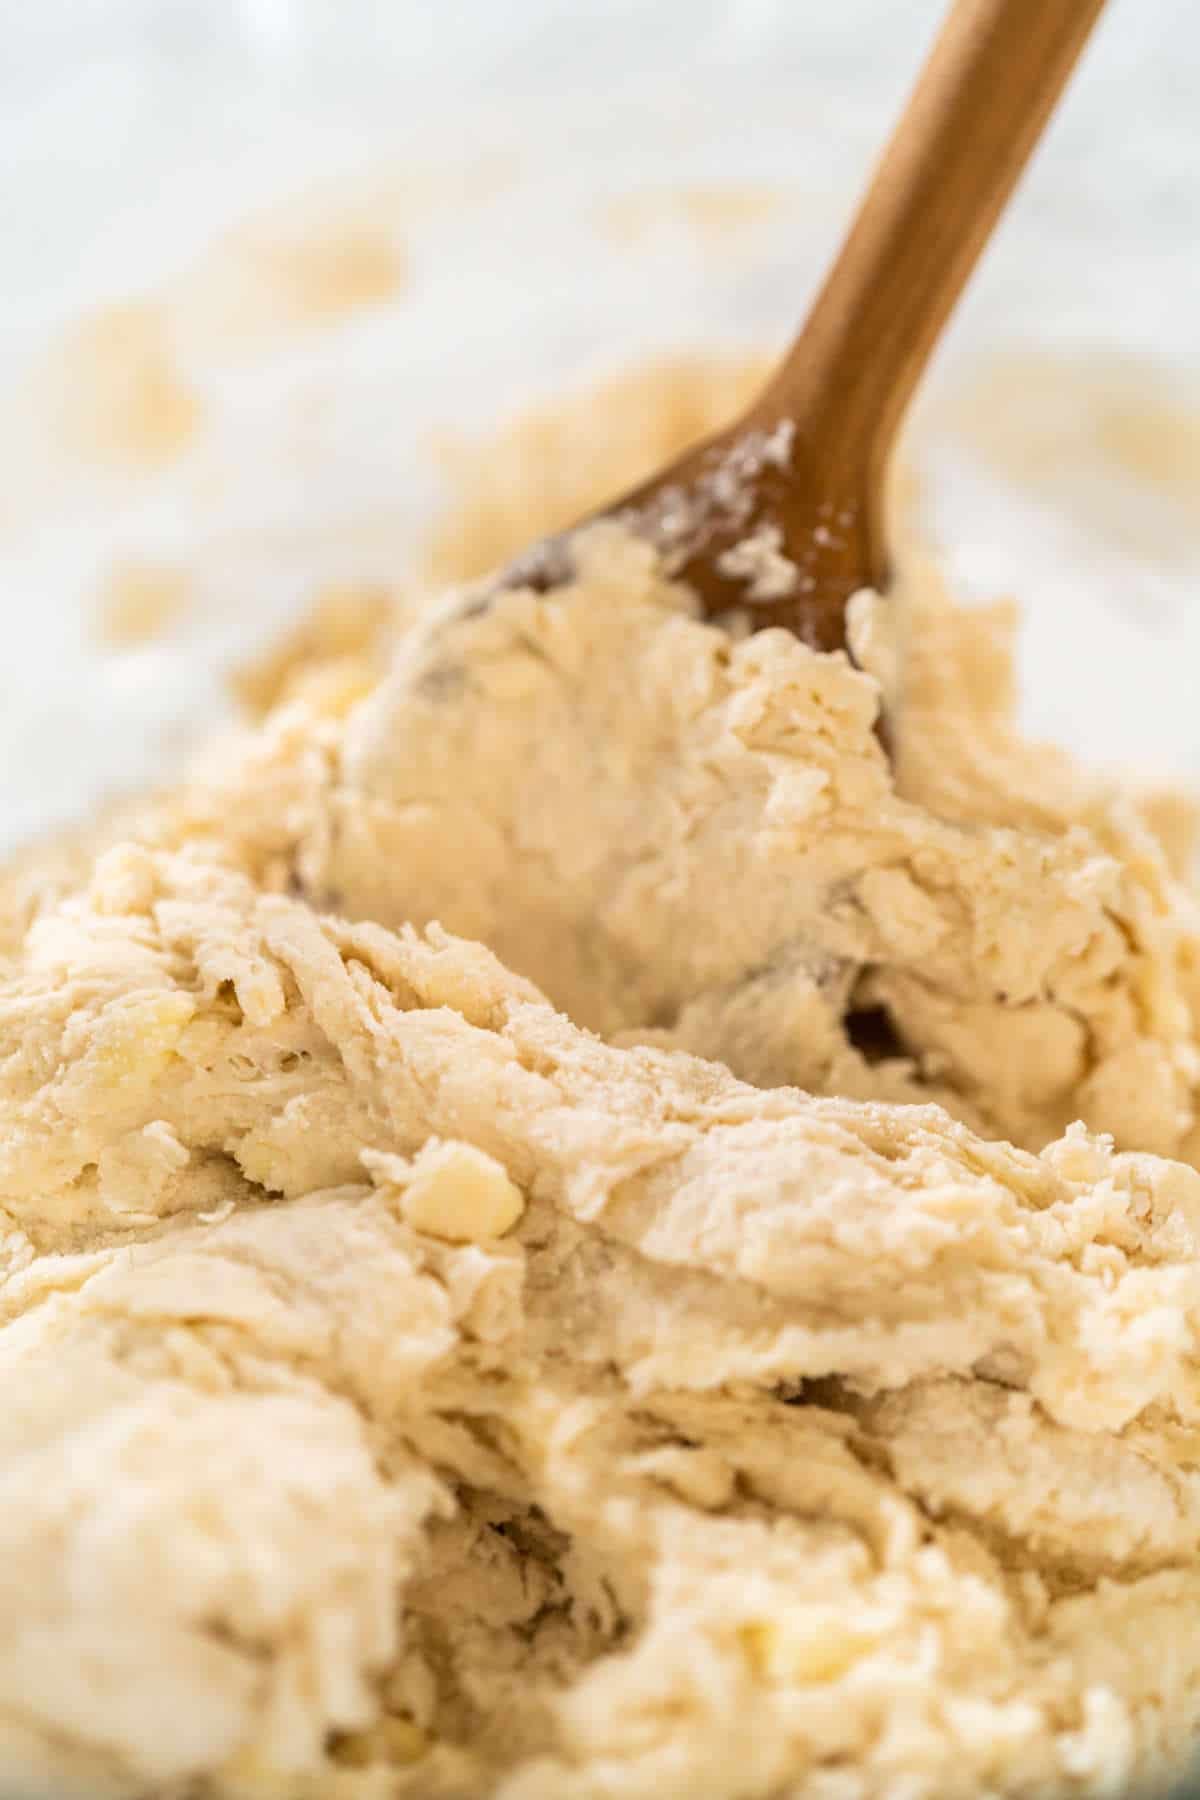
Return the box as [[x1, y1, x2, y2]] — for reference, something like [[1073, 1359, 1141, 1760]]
[[4, 518, 1200, 1799]]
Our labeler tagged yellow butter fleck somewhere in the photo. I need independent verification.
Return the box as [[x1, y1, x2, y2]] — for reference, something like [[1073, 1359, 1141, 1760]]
[[740, 1610, 877, 1685], [91, 993, 196, 1101]]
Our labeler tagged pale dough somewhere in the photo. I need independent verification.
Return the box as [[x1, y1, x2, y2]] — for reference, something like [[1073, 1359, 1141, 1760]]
[[3, 519, 1200, 1799], [198, 524, 1200, 1163]]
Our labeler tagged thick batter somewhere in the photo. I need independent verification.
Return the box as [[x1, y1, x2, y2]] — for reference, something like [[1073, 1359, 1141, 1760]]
[[3, 514, 1200, 1799]]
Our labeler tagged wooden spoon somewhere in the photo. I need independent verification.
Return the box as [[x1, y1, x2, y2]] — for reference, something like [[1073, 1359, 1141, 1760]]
[[499, 0, 1107, 653]]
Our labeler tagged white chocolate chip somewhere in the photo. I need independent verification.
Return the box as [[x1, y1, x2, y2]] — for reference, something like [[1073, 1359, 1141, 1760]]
[[399, 1140, 525, 1243]]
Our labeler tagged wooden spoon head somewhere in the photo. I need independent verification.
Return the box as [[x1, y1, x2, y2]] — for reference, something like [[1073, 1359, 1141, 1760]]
[[498, 407, 884, 656]]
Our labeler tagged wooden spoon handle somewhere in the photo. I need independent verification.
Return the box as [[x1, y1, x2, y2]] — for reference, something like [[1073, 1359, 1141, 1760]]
[[767, 0, 1107, 583]]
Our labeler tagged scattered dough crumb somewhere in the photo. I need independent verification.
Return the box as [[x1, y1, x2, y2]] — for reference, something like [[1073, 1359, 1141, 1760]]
[[37, 300, 200, 470], [174, 204, 407, 355], [716, 521, 800, 600], [93, 558, 192, 647], [599, 183, 786, 248]]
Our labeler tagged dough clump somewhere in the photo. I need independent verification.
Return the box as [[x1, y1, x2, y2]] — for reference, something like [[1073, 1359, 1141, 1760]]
[[4, 521, 1200, 1799]]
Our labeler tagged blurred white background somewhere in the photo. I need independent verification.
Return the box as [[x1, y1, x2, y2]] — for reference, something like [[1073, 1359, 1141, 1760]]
[[1, 0, 1197, 853]]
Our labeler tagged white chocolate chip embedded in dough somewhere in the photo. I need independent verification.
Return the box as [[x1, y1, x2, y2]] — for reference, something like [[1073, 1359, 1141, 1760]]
[[393, 1140, 525, 1243]]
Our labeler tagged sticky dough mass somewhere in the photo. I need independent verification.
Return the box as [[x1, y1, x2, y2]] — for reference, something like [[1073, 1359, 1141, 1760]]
[[4, 521, 1200, 1799]]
